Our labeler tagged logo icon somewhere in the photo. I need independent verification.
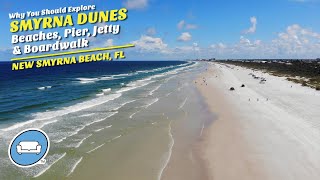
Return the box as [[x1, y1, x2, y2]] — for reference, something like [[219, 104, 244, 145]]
[[8, 129, 50, 167]]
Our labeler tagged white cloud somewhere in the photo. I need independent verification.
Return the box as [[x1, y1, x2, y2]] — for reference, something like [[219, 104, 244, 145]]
[[146, 27, 156, 36], [271, 24, 320, 56], [123, 0, 148, 10], [210, 43, 227, 49], [129, 24, 320, 59], [173, 45, 200, 54], [177, 20, 198, 30], [129, 35, 202, 58], [240, 36, 251, 45], [177, 32, 192, 42], [207, 24, 320, 58], [177, 20, 185, 30], [244, 16, 257, 34], [105, 39, 113, 46], [185, 24, 198, 30], [131, 35, 168, 53]]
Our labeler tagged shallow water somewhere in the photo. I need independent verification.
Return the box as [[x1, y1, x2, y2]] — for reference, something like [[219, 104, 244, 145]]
[[0, 61, 213, 179]]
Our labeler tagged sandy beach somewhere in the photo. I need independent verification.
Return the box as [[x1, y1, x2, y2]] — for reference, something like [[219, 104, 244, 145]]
[[197, 62, 320, 180], [1, 61, 320, 180]]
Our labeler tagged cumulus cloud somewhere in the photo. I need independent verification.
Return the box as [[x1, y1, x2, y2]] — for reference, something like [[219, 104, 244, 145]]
[[271, 24, 320, 56], [146, 27, 156, 36], [185, 24, 198, 30], [177, 20, 198, 30], [177, 20, 185, 30], [208, 24, 320, 58], [105, 39, 113, 46], [129, 24, 320, 59], [131, 35, 168, 53], [123, 0, 148, 10], [177, 32, 192, 42], [244, 16, 257, 34], [129, 35, 202, 59], [210, 43, 227, 49]]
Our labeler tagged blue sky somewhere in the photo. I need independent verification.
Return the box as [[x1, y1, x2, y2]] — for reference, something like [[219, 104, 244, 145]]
[[1, 0, 320, 60]]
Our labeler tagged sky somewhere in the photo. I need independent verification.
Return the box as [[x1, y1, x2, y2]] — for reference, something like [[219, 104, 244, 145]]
[[1, 0, 320, 60]]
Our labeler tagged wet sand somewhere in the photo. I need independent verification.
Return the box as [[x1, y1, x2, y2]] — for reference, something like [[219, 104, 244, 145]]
[[34, 61, 320, 180], [66, 63, 212, 180], [196, 64, 267, 180]]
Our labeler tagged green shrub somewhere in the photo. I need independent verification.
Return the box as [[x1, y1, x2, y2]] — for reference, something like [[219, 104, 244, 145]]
[[301, 81, 308, 86]]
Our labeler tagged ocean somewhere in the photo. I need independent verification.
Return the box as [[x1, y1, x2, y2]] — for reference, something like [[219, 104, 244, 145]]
[[0, 61, 188, 126], [0, 60, 210, 179]]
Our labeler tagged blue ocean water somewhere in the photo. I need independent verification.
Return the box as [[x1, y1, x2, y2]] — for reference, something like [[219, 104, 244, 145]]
[[0, 60, 202, 179], [0, 61, 188, 127]]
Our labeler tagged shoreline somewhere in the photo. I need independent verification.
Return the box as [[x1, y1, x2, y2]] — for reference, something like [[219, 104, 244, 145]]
[[196, 63, 266, 180], [197, 62, 320, 180]]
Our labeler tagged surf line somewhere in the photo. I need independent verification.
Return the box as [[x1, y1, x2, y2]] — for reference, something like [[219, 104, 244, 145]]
[[86, 143, 105, 154], [178, 97, 188, 109], [158, 120, 174, 180], [67, 157, 83, 177], [34, 152, 67, 178], [200, 122, 205, 137]]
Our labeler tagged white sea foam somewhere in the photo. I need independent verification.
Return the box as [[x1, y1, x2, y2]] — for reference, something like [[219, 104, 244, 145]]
[[113, 100, 136, 111], [105, 125, 112, 128], [116, 86, 137, 93], [86, 111, 118, 126], [151, 74, 166, 79], [75, 134, 92, 148], [115, 63, 194, 95], [37, 87, 46, 90], [54, 136, 67, 143], [164, 75, 177, 83], [145, 98, 159, 109], [178, 97, 188, 109], [117, 80, 155, 93], [102, 88, 111, 93], [54, 112, 117, 143], [112, 73, 130, 77], [129, 109, 142, 119], [137, 77, 152, 82], [136, 70, 152, 73], [136, 66, 172, 74], [78, 113, 95, 118], [77, 77, 99, 84], [111, 135, 122, 141], [68, 125, 86, 137], [158, 120, 174, 180], [96, 93, 104, 96], [200, 122, 205, 137], [77, 76, 123, 83], [99, 76, 113, 80], [149, 85, 162, 96], [86, 143, 105, 154], [94, 127, 104, 132], [67, 157, 83, 177], [38, 119, 58, 129], [94, 125, 112, 132], [1, 93, 122, 132], [34, 153, 66, 178]]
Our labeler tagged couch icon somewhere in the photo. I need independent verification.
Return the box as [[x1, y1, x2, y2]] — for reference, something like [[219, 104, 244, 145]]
[[17, 141, 42, 155]]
